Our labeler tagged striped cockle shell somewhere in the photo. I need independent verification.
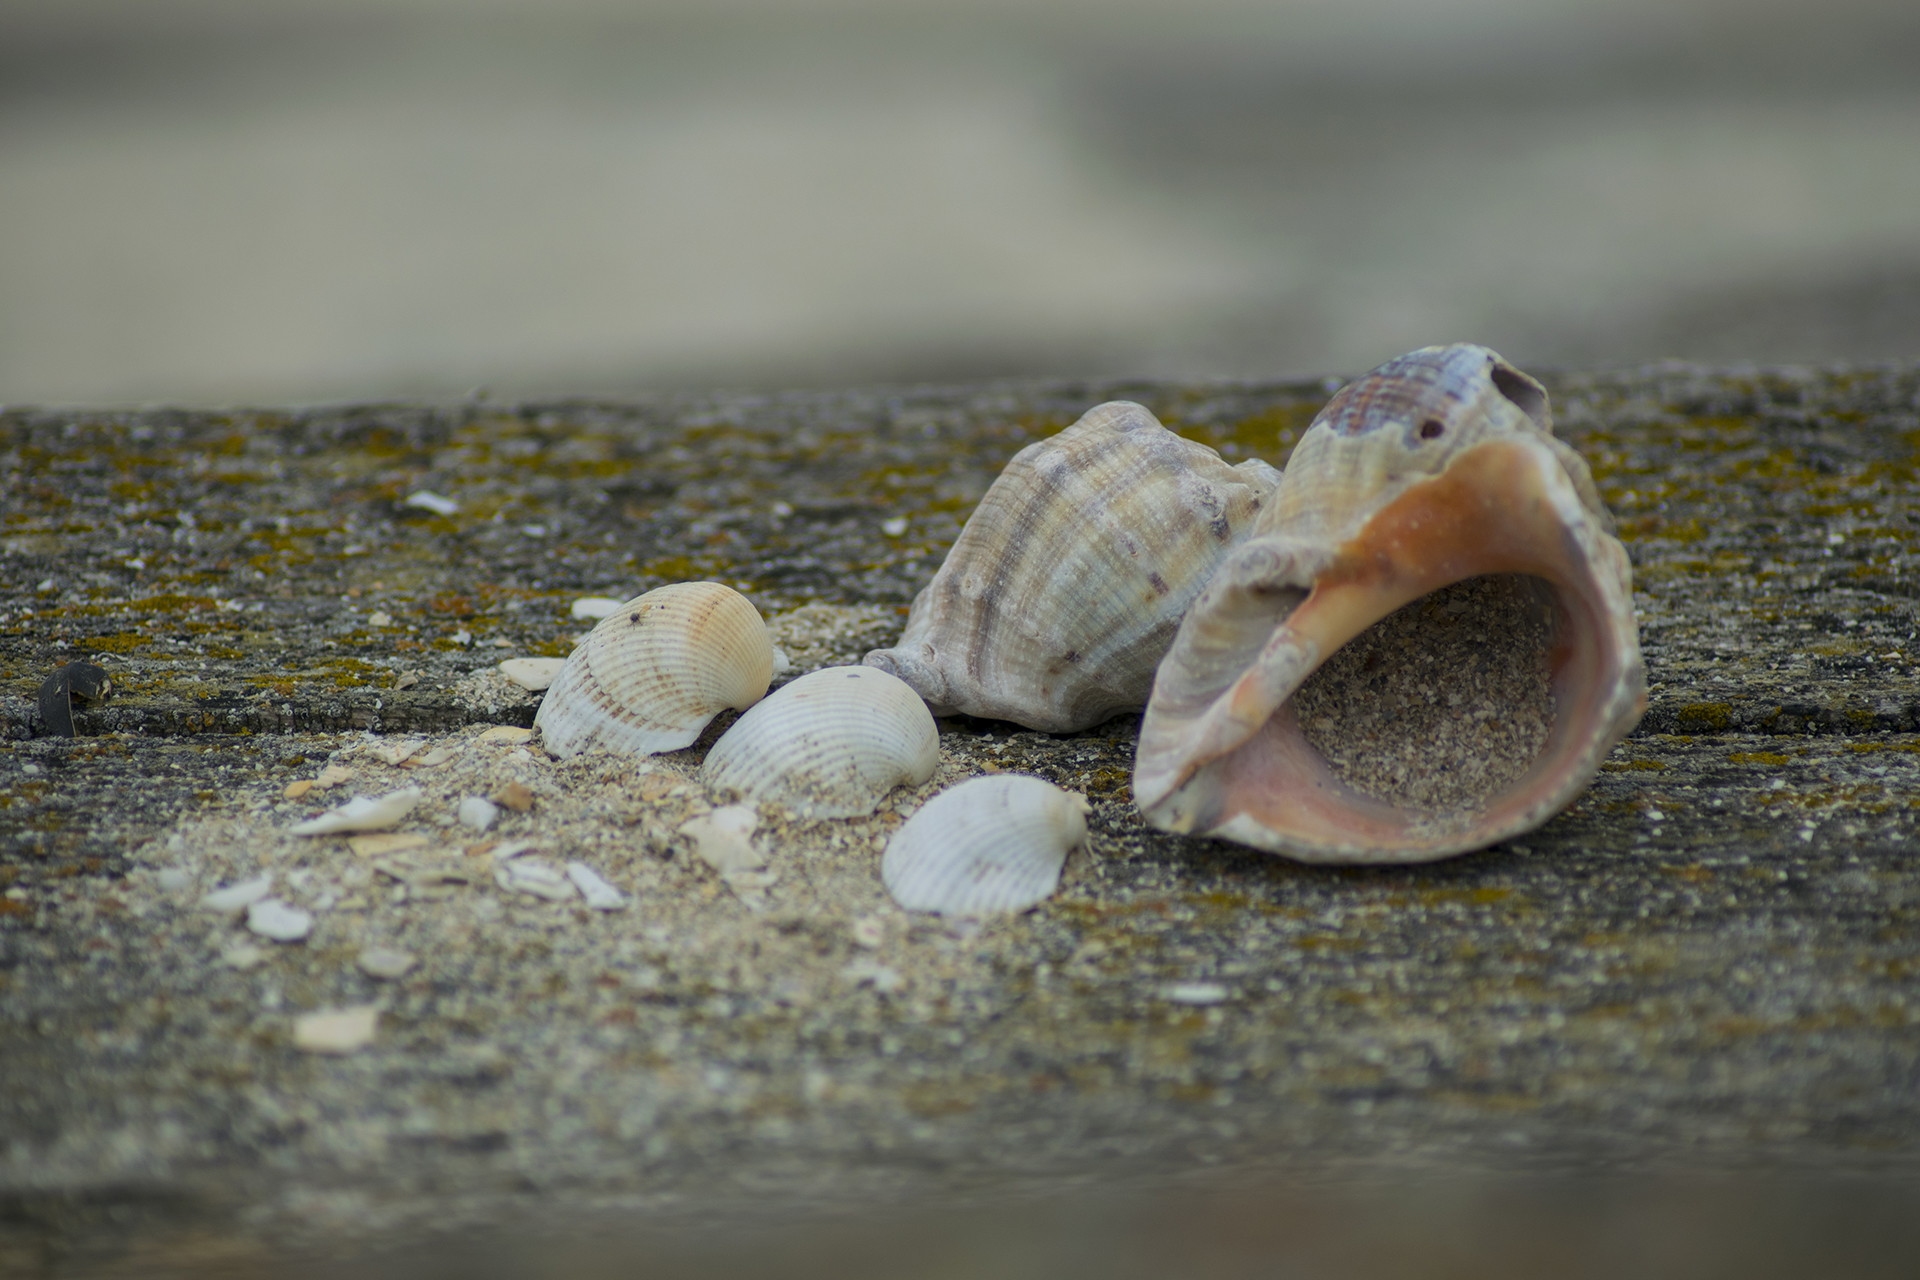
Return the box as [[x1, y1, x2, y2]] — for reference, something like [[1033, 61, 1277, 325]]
[[702, 665, 940, 819], [864, 401, 1279, 733], [1134, 344, 1646, 864], [534, 582, 774, 758], [881, 774, 1090, 915]]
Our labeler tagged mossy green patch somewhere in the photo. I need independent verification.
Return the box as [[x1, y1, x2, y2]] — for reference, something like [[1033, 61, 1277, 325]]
[[1677, 703, 1733, 731]]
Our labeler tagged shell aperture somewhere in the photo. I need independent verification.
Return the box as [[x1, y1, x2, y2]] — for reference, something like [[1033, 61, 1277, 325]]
[[1133, 344, 1645, 863]]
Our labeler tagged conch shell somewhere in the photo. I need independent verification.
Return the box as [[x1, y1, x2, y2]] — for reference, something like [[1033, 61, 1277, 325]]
[[1133, 344, 1645, 863], [534, 582, 774, 758], [865, 401, 1279, 732]]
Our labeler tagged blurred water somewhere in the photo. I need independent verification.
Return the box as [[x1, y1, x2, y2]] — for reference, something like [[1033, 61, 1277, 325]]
[[2, 0, 1917, 406]]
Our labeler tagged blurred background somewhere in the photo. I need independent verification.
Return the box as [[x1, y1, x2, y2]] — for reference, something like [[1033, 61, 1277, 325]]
[[2, 0, 1917, 407]]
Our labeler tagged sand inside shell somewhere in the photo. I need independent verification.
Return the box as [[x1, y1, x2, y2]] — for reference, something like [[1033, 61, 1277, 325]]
[[1293, 574, 1556, 815]]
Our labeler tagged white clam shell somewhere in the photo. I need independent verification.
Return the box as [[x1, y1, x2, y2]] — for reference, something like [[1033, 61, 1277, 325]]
[[533, 582, 774, 758], [1134, 344, 1645, 864], [702, 666, 939, 819], [865, 400, 1278, 733], [882, 775, 1090, 916]]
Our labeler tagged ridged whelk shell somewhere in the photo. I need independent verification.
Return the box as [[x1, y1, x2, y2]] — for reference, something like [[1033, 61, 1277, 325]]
[[882, 775, 1090, 915], [1134, 344, 1645, 864], [534, 582, 773, 758], [702, 665, 939, 819], [865, 401, 1279, 732]]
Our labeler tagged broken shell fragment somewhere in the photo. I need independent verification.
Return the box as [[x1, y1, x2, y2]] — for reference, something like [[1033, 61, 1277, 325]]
[[565, 862, 627, 910], [865, 401, 1278, 732], [534, 582, 774, 758], [678, 804, 762, 873], [499, 657, 566, 691], [357, 946, 416, 979], [200, 873, 273, 914], [494, 858, 576, 901], [882, 775, 1090, 916], [246, 898, 314, 942], [1134, 344, 1645, 864], [702, 666, 939, 819], [294, 1005, 379, 1054], [570, 596, 625, 621], [289, 788, 423, 836], [458, 796, 499, 831]]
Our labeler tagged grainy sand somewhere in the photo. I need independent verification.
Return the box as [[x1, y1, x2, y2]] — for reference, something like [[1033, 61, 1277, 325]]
[[1294, 574, 1556, 814]]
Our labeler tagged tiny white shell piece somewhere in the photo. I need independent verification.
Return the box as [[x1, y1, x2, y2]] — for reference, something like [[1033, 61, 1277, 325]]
[[201, 873, 273, 913], [357, 946, 416, 979], [289, 788, 423, 835], [702, 666, 939, 819], [571, 596, 625, 621], [494, 858, 576, 901], [882, 775, 1090, 916], [534, 582, 774, 758], [404, 490, 459, 516], [499, 657, 566, 691], [566, 861, 627, 910], [370, 738, 424, 766], [457, 796, 499, 830], [678, 804, 763, 873], [294, 1005, 379, 1054], [246, 897, 314, 941]]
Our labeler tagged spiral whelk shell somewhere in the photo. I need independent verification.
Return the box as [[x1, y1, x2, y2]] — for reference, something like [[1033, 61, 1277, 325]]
[[702, 665, 940, 819], [882, 774, 1090, 915], [865, 400, 1278, 733], [534, 582, 774, 758], [1134, 344, 1646, 864]]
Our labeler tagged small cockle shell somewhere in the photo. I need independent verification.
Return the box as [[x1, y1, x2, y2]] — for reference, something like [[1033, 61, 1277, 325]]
[[702, 666, 939, 819], [1134, 344, 1646, 864], [865, 401, 1279, 732], [534, 582, 774, 758], [882, 775, 1091, 915]]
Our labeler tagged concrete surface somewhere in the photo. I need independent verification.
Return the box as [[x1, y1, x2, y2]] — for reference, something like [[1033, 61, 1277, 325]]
[[1, 362, 1918, 1275]]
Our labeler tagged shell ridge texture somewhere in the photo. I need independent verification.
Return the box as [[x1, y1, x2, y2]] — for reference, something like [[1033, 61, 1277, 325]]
[[882, 775, 1091, 916], [702, 665, 938, 819], [864, 399, 1278, 733], [534, 582, 773, 759]]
